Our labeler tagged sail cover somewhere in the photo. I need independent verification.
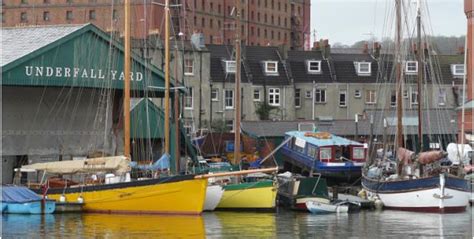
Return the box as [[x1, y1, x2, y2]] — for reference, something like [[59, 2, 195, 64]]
[[20, 156, 130, 175], [1, 186, 42, 203]]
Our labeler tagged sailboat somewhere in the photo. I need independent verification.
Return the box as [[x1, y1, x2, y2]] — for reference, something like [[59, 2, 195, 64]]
[[18, 0, 209, 214], [213, 0, 278, 210], [361, 0, 470, 213]]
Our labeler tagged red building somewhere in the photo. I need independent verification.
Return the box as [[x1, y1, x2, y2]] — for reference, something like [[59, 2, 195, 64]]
[[1, 0, 310, 49], [458, 0, 473, 145]]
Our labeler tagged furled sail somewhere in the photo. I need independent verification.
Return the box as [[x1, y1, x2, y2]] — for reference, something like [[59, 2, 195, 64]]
[[20, 156, 130, 174]]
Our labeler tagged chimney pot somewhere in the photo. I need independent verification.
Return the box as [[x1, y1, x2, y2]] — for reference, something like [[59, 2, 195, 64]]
[[363, 43, 369, 54]]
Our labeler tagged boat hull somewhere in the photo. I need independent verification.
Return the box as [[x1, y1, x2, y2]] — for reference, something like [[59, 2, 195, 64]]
[[216, 180, 277, 210], [362, 174, 470, 213], [204, 184, 224, 211], [34, 175, 208, 215], [4, 201, 56, 214]]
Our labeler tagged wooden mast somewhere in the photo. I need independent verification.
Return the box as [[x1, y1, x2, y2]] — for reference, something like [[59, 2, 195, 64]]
[[416, 0, 423, 152], [164, 0, 170, 155], [396, 0, 404, 150], [123, 0, 131, 157], [233, 0, 242, 165], [174, 45, 180, 172]]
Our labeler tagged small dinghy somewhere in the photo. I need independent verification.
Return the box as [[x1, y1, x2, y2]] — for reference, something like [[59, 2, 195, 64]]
[[306, 201, 348, 214], [2, 185, 55, 214]]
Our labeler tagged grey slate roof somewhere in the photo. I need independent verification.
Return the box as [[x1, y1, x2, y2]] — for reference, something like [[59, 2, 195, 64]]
[[287, 50, 334, 83], [1, 25, 86, 66], [330, 53, 380, 83], [242, 109, 458, 138]]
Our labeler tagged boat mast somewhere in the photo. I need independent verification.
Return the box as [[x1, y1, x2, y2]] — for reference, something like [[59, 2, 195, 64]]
[[164, 0, 170, 155], [233, 0, 242, 165], [123, 0, 131, 158], [174, 45, 180, 172], [396, 0, 404, 150], [416, 0, 423, 151]]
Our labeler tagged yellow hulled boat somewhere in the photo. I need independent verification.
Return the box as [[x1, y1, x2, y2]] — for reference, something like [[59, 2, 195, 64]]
[[216, 180, 277, 210]]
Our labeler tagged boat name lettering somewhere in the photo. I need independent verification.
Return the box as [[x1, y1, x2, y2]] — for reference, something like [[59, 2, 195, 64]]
[[24, 66, 143, 82]]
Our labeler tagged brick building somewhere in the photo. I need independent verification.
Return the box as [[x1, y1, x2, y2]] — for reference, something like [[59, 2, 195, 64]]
[[1, 0, 311, 49]]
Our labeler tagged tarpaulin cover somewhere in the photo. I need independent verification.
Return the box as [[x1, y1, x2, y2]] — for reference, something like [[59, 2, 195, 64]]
[[1, 186, 42, 203]]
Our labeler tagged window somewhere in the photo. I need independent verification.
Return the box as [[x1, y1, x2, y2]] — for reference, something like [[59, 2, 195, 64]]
[[352, 147, 365, 160], [268, 88, 280, 106], [438, 88, 447, 106], [315, 89, 326, 103], [225, 120, 234, 132], [201, 17, 205, 27], [264, 61, 278, 74], [319, 147, 332, 161], [184, 59, 194, 76], [210, 19, 213, 27], [405, 61, 418, 74], [293, 137, 305, 153], [21, 0, 27, 3], [403, 90, 408, 98], [89, 10, 96, 20], [354, 89, 361, 98], [307, 60, 321, 74], [20, 12, 27, 22], [225, 60, 236, 73], [390, 91, 396, 107], [307, 145, 317, 158], [410, 88, 418, 105], [224, 90, 234, 109], [365, 90, 376, 104], [66, 0, 73, 3], [339, 90, 347, 107], [211, 88, 219, 101], [451, 64, 465, 76], [0, 12, 3, 23], [43, 11, 50, 21], [113, 10, 118, 20], [253, 89, 261, 101], [295, 89, 301, 107], [357, 62, 371, 75], [305, 90, 312, 99], [66, 10, 73, 20], [184, 88, 193, 109]]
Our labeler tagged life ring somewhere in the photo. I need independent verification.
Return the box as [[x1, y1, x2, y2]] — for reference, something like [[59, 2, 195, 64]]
[[304, 132, 332, 139]]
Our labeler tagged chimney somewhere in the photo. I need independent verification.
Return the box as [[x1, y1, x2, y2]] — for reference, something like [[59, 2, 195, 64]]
[[322, 39, 330, 58], [363, 43, 369, 54], [373, 42, 381, 59], [413, 43, 418, 55], [312, 41, 320, 50]]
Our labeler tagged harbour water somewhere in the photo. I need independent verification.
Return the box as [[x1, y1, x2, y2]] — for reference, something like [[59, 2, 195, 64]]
[[2, 208, 472, 238]]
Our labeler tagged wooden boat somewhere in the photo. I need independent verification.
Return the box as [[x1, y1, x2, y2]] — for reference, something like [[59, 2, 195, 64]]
[[281, 130, 366, 183], [277, 172, 330, 210], [2, 186, 55, 214], [306, 201, 348, 214]]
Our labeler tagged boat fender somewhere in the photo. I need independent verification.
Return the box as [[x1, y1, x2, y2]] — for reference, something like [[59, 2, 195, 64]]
[[59, 195, 66, 202], [374, 199, 384, 210], [357, 189, 367, 199], [77, 196, 84, 204]]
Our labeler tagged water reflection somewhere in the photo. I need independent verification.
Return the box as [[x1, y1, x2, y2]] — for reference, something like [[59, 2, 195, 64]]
[[1, 209, 472, 238]]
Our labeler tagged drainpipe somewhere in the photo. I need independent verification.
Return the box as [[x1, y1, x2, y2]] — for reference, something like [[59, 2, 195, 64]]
[[312, 80, 315, 120], [199, 51, 203, 129], [210, 83, 213, 128]]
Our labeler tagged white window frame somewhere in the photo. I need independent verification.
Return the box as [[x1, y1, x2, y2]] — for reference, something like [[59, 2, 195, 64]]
[[405, 61, 418, 74], [451, 64, 465, 76], [352, 147, 365, 160], [339, 90, 347, 107], [438, 88, 447, 106], [295, 88, 301, 108], [184, 87, 193, 110], [319, 147, 332, 161], [354, 89, 361, 98], [184, 59, 194, 76], [403, 90, 409, 98], [365, 90, 376, 104], [268, 88, 281, 106], [225, 120, 234, 132], [211, 88, 219, 101], [315, 89, 326, 103], [225, 60, 236, 73], [264, 61, 278, 74], [305, 90, 312, 99], [410, 88, 418, 106], [253, 89, 261, 101], [390, 91, 397, 108], [357, 62, 371, 75], [224, 89, 234, 109], [307, 60, 322, 74]]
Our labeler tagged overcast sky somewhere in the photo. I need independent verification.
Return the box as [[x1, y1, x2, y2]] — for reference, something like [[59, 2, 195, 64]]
[[310, 0, 466, 45]]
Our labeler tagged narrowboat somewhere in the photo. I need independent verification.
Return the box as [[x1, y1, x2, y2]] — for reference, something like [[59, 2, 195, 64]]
[[280, 131, 366, 183]]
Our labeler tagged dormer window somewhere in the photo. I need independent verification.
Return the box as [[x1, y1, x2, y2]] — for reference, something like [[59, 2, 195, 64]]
[[224, 60, 236, 73], [405, 61, 418, 74], [307, 60, 322, 74], [451, 64, 465, 77], [356, 62, 371, 75], [264, 61, 278, 75]]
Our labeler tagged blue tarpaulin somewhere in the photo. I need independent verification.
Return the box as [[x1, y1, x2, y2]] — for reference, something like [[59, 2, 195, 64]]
[[129, 153, 170, 171], [1, 186, 42, 203]]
